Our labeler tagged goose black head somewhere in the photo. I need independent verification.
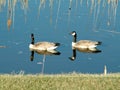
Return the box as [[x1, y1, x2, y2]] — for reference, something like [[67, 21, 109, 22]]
[[71, 31, 77, 36], [70, 31, 77, 42]]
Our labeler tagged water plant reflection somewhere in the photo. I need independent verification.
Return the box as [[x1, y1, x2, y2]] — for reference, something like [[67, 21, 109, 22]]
[[20, 0, 28, 22], [0, 0, 6, 11], [38, 0, 46, 17], [0, 0, 119, 31], [7, 0, 12, 30]]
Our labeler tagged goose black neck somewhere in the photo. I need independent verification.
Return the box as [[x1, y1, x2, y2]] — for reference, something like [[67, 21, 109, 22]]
[[31, 33, 34, 44], [73, 34, 77, 42]]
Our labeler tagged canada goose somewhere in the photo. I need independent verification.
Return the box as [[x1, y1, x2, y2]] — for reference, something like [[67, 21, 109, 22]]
[[29, 33, 61, 74], [69, 31, 102, 61], [29, 33, 60, 61], [70, 31, 101, 51], [29, 33, 60, 52]]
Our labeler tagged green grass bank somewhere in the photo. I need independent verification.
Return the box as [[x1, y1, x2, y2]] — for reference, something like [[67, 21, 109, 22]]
[[0, 73, 120, 90]]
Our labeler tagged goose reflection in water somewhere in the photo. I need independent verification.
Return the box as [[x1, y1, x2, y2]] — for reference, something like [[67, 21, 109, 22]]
[[29, 33, 60, 74], [69, 48, 101, 61], [30, 49, 61, 61], [30, 49, 60, 74]]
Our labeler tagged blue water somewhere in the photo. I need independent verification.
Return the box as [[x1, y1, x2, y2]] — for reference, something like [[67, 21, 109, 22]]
[[0, 0, 120, 74]]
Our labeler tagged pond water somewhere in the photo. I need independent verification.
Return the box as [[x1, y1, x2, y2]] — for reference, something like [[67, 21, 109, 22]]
[[0, 0, 120, 74]]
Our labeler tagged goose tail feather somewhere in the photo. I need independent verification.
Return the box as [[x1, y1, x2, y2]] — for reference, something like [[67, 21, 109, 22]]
[[92, 50, 102, 53], [55, 43, 60, 46], [97, 41, 102, 45]]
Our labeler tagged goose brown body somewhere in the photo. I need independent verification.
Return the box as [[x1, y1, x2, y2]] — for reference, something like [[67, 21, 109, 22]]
[[29, 42, 60, 51]]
